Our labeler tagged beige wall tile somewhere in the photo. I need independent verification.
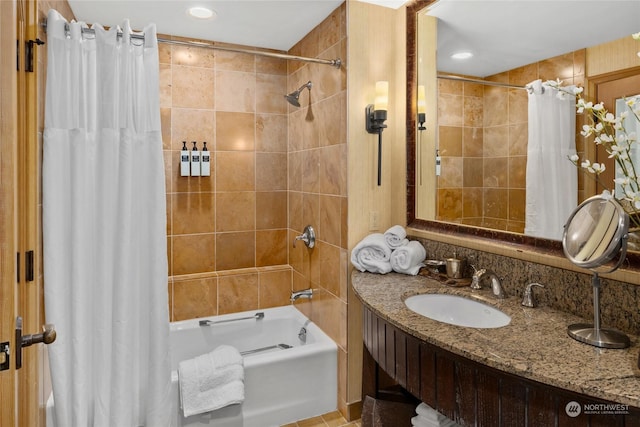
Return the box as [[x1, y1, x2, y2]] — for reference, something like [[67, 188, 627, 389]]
[[255, 229, 288, 267], [319, 144, 346, 196], [319, 195, 341, 246], [172, 65, 214, 109], [216, 192, 255, 232], [215, 231, 255, 270], [216, 151, 255, 191], [256, 152, 287, 191], [256, 191, 287, 229], [256, 74, 288, 114], [172, 275, 217, 321], [172, 45, 215, 68], [215, 50, 255, 73], [171, 108, 215, 151], [259, 269, 292, 308], [256, 114, 287, 152], [215, 70, 256, 112], [216, 111, 255, 151], [218, 273, 259, 314], [172, 233, 216, 275], [171, 192, 215, 235]]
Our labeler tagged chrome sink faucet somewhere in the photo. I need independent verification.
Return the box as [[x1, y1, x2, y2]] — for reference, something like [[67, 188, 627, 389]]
[[471, 266, 506, 299]]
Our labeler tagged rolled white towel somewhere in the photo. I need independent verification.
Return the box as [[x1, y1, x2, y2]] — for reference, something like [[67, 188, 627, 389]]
[[350, 233, 393, 274], [390, 240, 426, 275], [384, 225, 409, 248], [415, 403, 459, 426]]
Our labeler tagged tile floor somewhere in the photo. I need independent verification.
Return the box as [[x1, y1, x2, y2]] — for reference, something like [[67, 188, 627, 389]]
[[281, 411, 361, 427]]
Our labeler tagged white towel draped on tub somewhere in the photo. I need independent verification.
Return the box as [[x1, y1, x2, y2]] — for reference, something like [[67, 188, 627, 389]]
[[384, 225, 409, 248], [390, 241, 426, 275], [178, 345, 245, 417], [350, 233, 393, 274]]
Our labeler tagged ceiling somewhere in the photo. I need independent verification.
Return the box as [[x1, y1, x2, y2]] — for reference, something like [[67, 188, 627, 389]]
[[426, 0, 640, 77], [65, 0, 640, 75]]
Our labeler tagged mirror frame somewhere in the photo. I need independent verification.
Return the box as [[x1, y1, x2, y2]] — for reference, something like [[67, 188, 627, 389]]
[[403, 0, 640, 264]]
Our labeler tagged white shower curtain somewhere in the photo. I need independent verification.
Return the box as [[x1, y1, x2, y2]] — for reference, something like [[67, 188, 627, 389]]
[[525, 79, 578, 240], [43, 9, 171, 427]]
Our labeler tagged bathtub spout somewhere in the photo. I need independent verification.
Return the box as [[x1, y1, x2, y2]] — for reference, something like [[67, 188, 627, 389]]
[[291, 289, 313, 301]]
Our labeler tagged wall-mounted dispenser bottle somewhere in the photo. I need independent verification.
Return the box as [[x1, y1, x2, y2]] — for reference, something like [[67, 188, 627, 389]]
[[190, 141, 200, 176], [180, 141, 190, 176], [201, 141, 210, 176], [435, 149, 441, 177]]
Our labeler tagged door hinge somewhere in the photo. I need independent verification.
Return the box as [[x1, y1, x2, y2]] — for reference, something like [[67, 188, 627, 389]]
[[25, 250, 34, 282], [24, 38, 44, 73]]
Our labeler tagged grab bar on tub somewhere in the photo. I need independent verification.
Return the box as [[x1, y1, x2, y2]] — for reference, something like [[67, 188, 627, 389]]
[[199, 312, 264, 327], [240, 343, 292, 356]]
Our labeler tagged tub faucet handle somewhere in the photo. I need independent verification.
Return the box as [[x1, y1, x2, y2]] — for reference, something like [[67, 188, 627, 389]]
[[522, 282, 545, 308], [293, 225, 316, 248]]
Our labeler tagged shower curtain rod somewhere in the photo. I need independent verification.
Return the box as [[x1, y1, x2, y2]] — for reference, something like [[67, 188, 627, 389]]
[[437, 74, 526, 90], [43, 20, 342, 68]]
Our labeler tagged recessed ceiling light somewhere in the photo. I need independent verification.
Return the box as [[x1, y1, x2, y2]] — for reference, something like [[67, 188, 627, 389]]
[[187, 6, 216, 20], [451, 52, 473, 60]]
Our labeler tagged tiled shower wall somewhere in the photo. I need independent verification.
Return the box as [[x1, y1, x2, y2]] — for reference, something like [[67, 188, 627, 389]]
[[159, 3, 349, 411], [286, 3, 349, 414], [436, 50, 586, 232], [159, 39, 294, 321]]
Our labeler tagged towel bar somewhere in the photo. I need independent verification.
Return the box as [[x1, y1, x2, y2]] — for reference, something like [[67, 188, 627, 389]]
[[199, 312, 264, 327], [240, 343, 292, 356]]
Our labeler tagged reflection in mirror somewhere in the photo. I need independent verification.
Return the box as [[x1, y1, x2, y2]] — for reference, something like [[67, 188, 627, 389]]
[[562, 195, 630, 348], [411, 0, 640, 244], [615, 94, 640, 198]]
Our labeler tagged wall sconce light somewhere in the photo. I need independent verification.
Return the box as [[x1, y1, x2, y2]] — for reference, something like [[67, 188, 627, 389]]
[[417, 85, 426, 131], [366, 81, 389, 186]]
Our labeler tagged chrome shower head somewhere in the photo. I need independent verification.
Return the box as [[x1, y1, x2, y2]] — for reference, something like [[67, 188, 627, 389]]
[[285, 81, 312, 107]]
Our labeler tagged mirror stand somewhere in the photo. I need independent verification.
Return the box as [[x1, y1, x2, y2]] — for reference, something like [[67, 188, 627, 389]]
[[567, 272, 630, 349], [562, 195, 631, 349]]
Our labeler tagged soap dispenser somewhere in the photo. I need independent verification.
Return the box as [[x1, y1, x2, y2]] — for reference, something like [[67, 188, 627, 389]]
[[190, 141, 200, 177], [201, 141, 210, 177], [180, 141, 190, 176]]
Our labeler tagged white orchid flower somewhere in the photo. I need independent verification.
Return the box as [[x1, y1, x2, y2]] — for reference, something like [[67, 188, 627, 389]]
[[569, 154, 579, 163], [580, 124, 593, 137], [593, 102, 605, 112], [587, 162, 606, 174], [614, 177, 630, 186], [633, 32, 640, 40]]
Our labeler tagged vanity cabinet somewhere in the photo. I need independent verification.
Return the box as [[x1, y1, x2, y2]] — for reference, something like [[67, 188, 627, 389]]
[[362, 306, 640, 426]]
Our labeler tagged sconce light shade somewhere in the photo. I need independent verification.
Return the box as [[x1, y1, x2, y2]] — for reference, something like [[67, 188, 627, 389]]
[[366, 81, 389, 186], [417, 85, 426, 131]]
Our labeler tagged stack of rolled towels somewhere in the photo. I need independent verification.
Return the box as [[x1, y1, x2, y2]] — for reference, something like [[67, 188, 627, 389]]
[[412, 402, 460, 427], [351, 225, 426, 275]]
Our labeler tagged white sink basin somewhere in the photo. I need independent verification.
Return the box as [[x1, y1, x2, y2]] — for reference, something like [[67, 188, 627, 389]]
[[404, 294, 511, 328]]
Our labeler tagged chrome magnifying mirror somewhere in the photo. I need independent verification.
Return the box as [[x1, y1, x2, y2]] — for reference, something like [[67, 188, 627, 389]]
[[562, 194, 630, 348]]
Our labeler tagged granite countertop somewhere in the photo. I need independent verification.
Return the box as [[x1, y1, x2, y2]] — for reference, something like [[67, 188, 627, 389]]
[[352, 271, 640, 408]]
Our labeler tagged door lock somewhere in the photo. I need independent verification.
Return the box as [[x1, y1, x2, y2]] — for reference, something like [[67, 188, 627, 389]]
[[15, 316, 56, 369]]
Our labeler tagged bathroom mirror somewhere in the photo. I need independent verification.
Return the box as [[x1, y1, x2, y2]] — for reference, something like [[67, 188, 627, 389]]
[[561, 194, 630, 348], [406, 0, 640, 252]]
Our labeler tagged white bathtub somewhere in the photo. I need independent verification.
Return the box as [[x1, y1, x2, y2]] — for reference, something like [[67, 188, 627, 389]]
[[170, 305, 338, 427], [47, 305, 338, 427]]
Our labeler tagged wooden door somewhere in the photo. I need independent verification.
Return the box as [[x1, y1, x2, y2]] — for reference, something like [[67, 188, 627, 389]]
[[591, 68, 640, 195], [0, 0, 19, 423], [1, 0, 44, 425]]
